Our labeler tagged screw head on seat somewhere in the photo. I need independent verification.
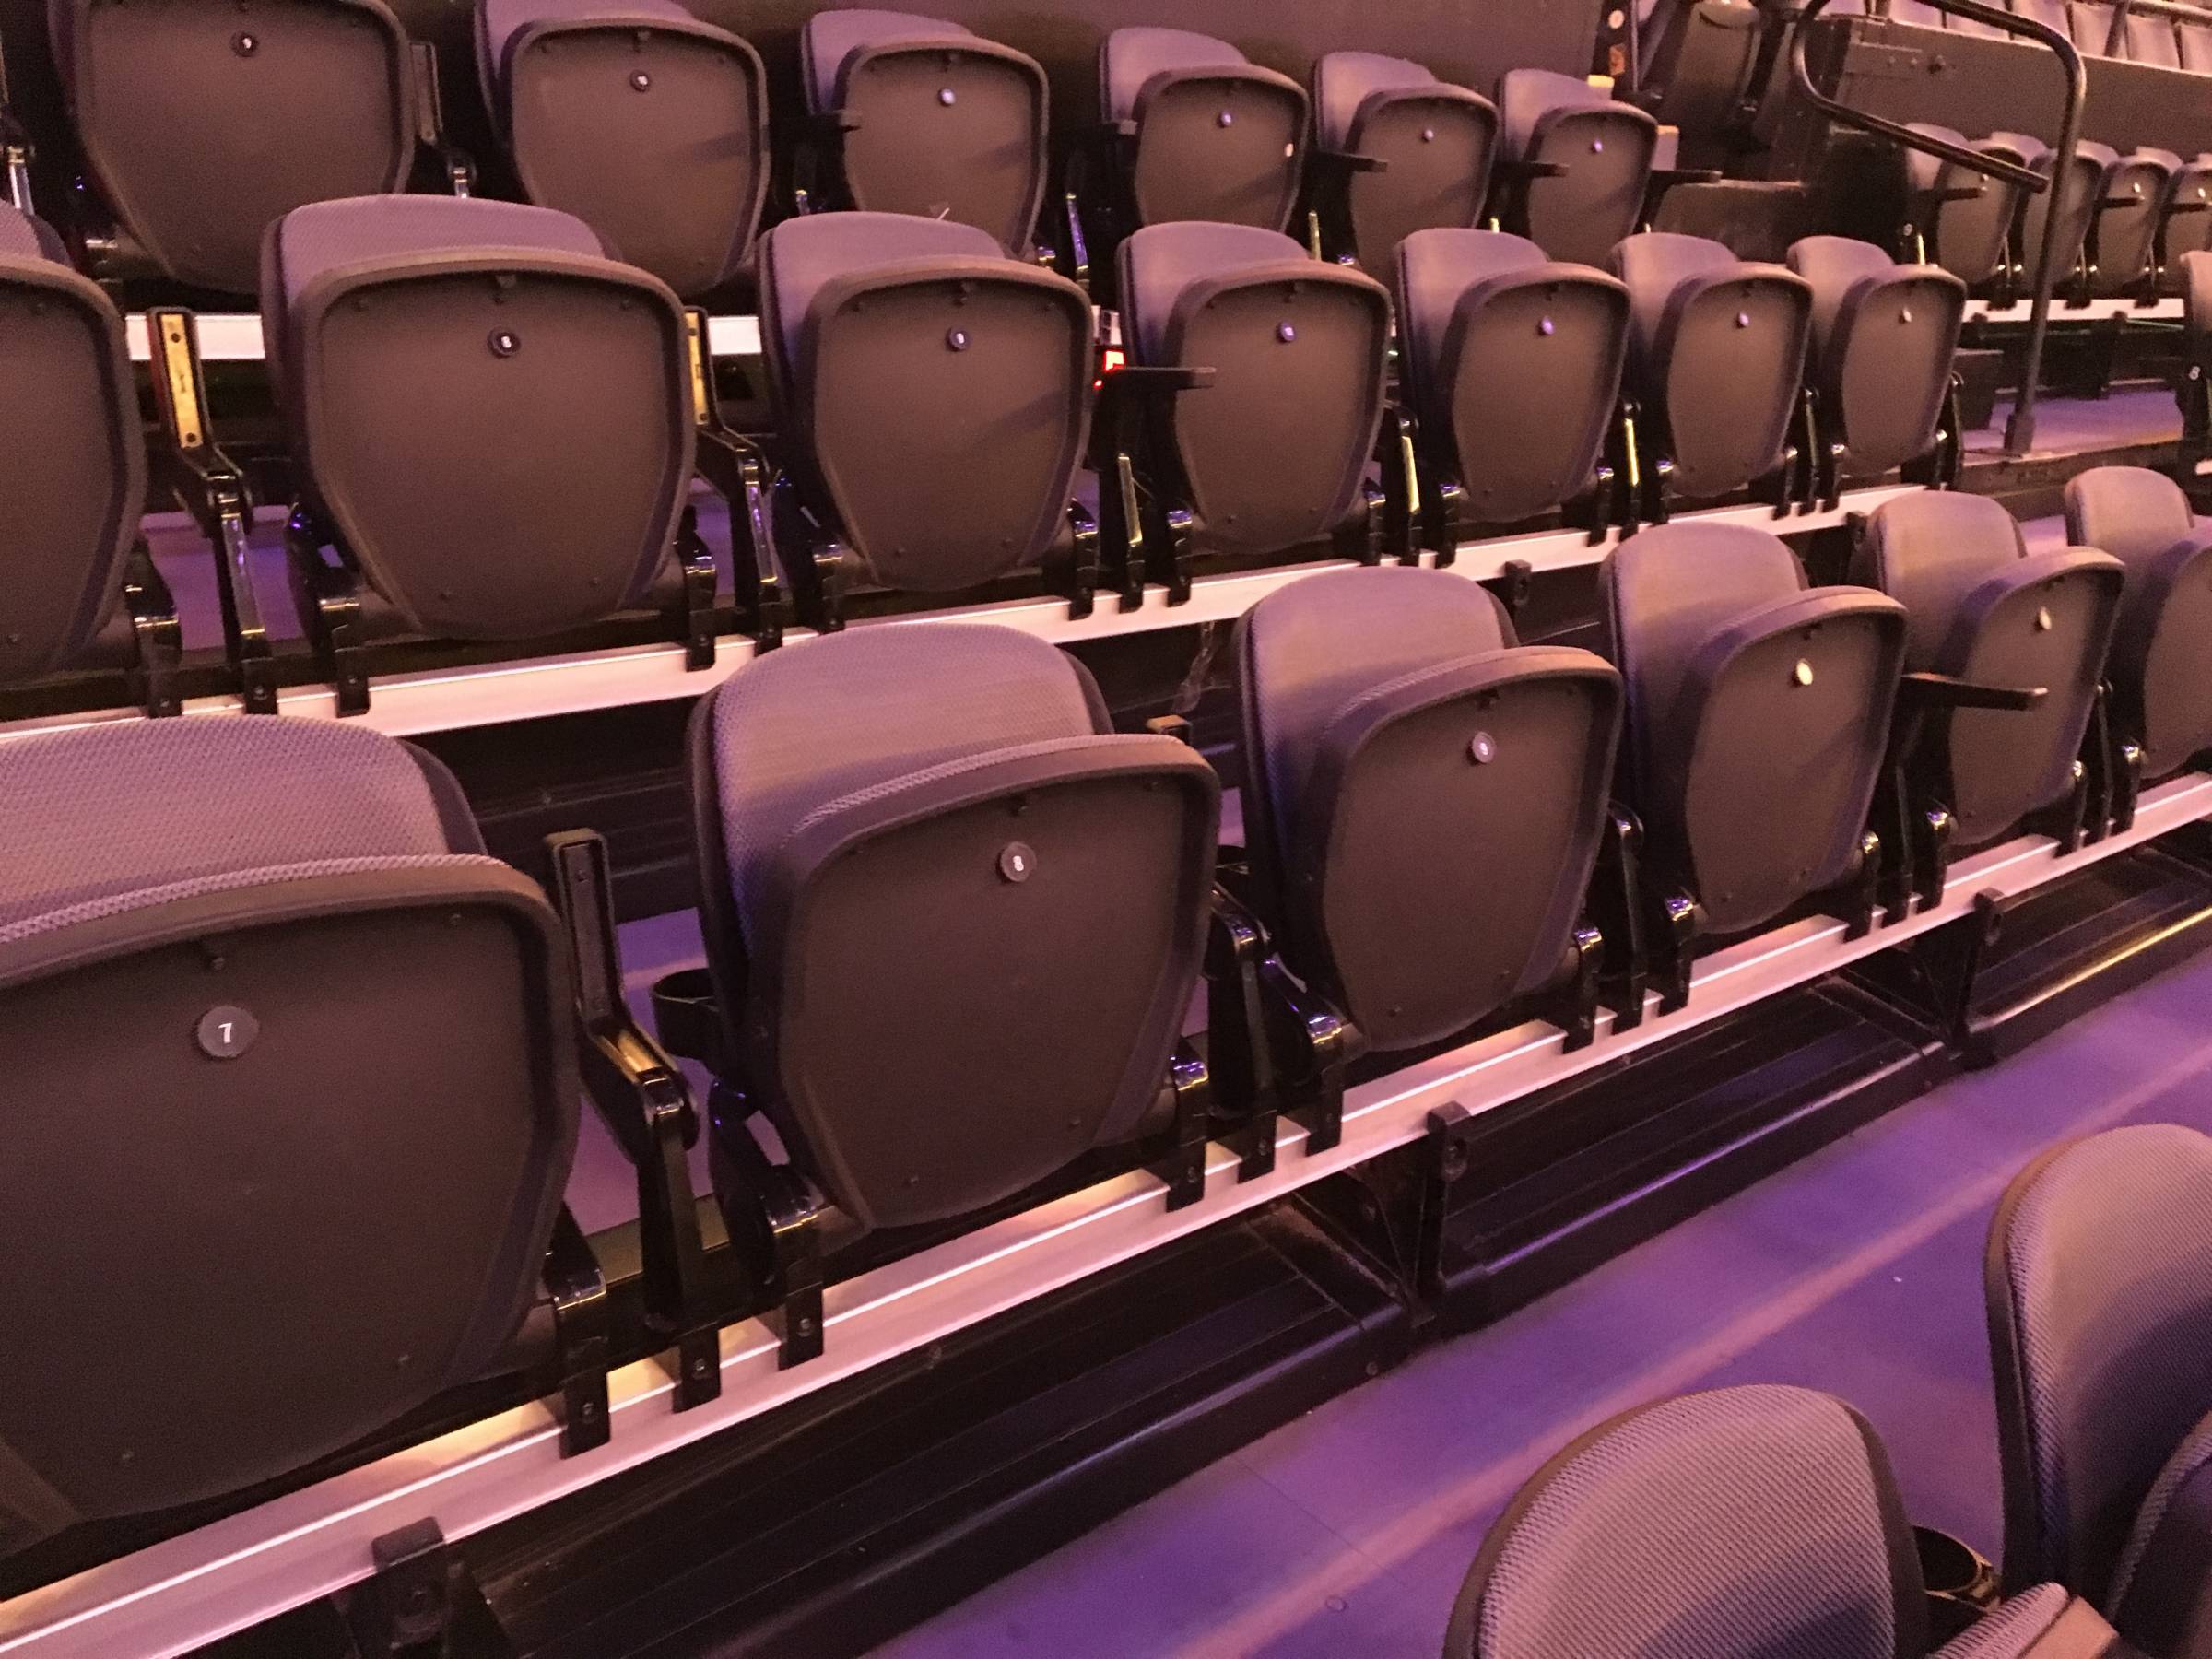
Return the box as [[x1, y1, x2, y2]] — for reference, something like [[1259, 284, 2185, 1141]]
[[1793, 659, 1815, 687]]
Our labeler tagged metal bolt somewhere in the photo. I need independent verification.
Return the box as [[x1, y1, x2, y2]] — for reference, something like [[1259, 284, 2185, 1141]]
[[998, 841, 1035, 882], [1735, 311, 1751, 328], [2035, 606, 2053, 631], [947, 326, 970, 350], [1591, 138, 1605, 154], [1538, 316, 1555, 336], [1218, 109, 1234, 128], [1468, 731, 1497, 764], [938, 87, 956, 106], [1793, 658, 1814, 686], [1900, 306, 1913, 323], [232, 29, 257, 54], [488, 329, 519, 357], [630, 69, 651, 91], [1277, 322, 1297, 343], [1420, 126, 1436, 143]]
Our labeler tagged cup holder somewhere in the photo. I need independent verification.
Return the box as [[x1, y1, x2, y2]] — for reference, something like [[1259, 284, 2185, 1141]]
[[1916, 1524, 2001, 1643]]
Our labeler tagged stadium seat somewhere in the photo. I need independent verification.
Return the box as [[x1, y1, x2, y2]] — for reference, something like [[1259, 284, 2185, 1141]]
[[654, 624, 1220, 1253], [1304, 51, 1498, 275], [2146, 151, 2212, 294], [48, 0, 418, 292], [1896, 124, 2031, 293], [0, 202, 178, 713], [475, 0, 768, 298], [1988, 1124, 2212, 1656], [1853, 492, 2121, 898], [1612, 230, 1813, 516], [2089, 149, 2173, 298], [261, 195, 712, 711], [1112, 220, 1392, 598], [2064, 465, 2212, 782], [1394, 227, 1630, 540], [1788, 234, 1966, 492], [1447, 1384, 2127, 1659], [1601, 522, 1904, 1006], [756, 210, 1096, 619], [2180, 12, 2212, 70], [1495, 69, 1659, 267], [1636, 0, 1764, 138], [1232, 567, 1622, 1055], [1995, 133, 2114, 300], [1096, 28, 1306, 232], [795, 10, 1050, 256], [0, 717, 604, 1557]]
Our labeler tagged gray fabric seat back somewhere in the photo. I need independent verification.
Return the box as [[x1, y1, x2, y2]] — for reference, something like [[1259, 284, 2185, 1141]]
[[1900, 124, 2026, 289], [2154, 156, 2212, 291], [48, 0, 414, 292], [1119, 221, 1390, 558], [262, 194, 695, 641], [1987, 1126, 2212, 1613], [757, 211, 1091, 593], [0, 718, 575, 1555], [1604, 522, 1905, 935], [477, 0, 768, 297], [1235, 568, 1621, 1053], [1788, 234, 1965, 477], [1395, 228, 1630, 525], [1100, 27, 1307, 230], [1612, 231, 1813, 500], [1311, 52, 1498, 274], [1855, 491, 2121, 846], [801, 10, 1048, 254], [1999, 135, 2113, 289], [1497, 68, 1658, 266], [1445, 1385, 1926, 1659], [1640, 0, 1764, 135], [690, 625, 1218, 1234], [2092, 151, 2173, 297], [0, 203, 143, 688]]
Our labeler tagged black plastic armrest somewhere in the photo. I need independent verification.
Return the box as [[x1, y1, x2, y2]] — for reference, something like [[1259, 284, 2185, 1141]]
[[805, 109, 862, 139], [1897, 669, 2047, 712], [1311, 146, 1389, 175], [1930, 184, 1987, 203], [1495, 157, 1570, 181], [1101, 363, 1217, 395], [2168, 199, 2212, 216], [1651, 166, 1724, 188]]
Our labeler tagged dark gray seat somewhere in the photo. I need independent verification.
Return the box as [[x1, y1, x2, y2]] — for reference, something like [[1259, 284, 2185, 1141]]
[[676, 623, 1218, 1236], [1854, 491, 2122, 848], [1602, 523, 1904, 991], [1495, 69, 1658, 267], [1989, 1125, 2212, 1657], [2143, 150, 2212, 294], [1116, 220, 1390, 561], [1637, 0, 1764, 137], [1612, 231, 1813, 509], [1233, 567, 1621, 1054], [1789, 235, 1966, 484], [475, 0, 768, 298], [1307, 51, 1498, 275], [260, 194, 697, 661], [2092, 149, 2175, 298], [1394, 228, 1630, 531], [1100, 27, 1307, 231], [1897, 124, 2030, 291], [1991, 132, 2116, 297], [0, 202, 177, 712], [2064, 465, 2212, 780], [47, 0, 415, 292], [798, 9, 1049, 255], [0, 717, 579, 1558], [756, 210, 1092, 596], [1448, 1384, 2128, 1659]]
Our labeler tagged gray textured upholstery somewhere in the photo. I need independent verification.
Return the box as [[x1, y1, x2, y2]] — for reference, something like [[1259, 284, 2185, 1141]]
[[1118, 219, 1310, 365], [802, 7, 971, 112], [1612, 230, 1742, 359], [0, 718, 462, 928], [1789, 235, 1906, 361], [1448, 1386, 1922, 1659], [1854, 490, 2030, 668], [758, 209, 1001, 392], [1987, 1125, 2212, 1608], [2106, 1409, 2212, 1649], [266, 194, 606, 322], [479, 0, 703, 77], [1100, 25, 1248, 122], [1312, 50, 1435, 150], [1394, 228, 1549, 402], [1935, 1585, 2089, 1659], [0, 201, 64, 263], [1497, 67, 1610, 157], [2065, 466, 2194, 566]]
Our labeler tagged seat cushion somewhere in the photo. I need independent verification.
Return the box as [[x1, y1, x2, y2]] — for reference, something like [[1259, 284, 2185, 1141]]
[[1100, 25, 1246, 123], [801, 7, 971, 112]]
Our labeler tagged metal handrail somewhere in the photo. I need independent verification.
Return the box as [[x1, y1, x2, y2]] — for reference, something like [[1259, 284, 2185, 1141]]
[[1793, 0, 2088, 454]]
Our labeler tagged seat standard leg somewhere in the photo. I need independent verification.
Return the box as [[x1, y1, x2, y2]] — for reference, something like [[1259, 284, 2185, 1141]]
[[1152, 1042, 1214, 1211], [708, 1084, 826, 1369], [1540, 924, 1605, 1053], [286, 506, 370, 715], [122, 538, 183, 718], [1591, 804, 1649, 1031], [543, 1207, 612, 1457]]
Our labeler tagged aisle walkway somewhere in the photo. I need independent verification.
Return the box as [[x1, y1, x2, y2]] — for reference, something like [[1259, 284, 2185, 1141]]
[[879, 948, 2212, 1659]]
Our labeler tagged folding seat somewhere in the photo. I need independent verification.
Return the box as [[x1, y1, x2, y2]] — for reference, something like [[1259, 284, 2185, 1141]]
[[1447, 1384, 2127, 1659], [46, 0, 418, 293], [1993, 132, 2116, 299], [1987, 1124, 2212, 1657], [2147, 152, 2212, 293], [1394, 227, 1631, 542], [755, 210, 1095, 620], [795, 10, 1049, 256], [651, 624, 1220, 1275], [1896, 124, 2031, 293], [1494, 69, 1659, 268], [1636, 0, 1765, 138], [259, 194, 716, 711], [0, 203, 178, 714], [1303, 52, 1498, 276], [1112, 221, 1392, 598], [2180, 13, 2212, 70], [1095, 28, 1306, 233], [2068, 0, 2126, 55], [0, 717, 604, 1557], [1788, 234, 1967, 493], [2123, 6, 2183, 64], [1601, 523, 1905, 1005], [475, 0, 769, 298], [2063, 465, 2212, 782], [1853, 492, 2122, 869], [2088, 149, 2175, 298], [1232, 567, 1622, 1057], [1611, 231, 1814, 516]]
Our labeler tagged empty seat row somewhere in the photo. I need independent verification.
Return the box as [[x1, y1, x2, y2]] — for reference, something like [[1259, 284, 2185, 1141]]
[[1451, 1122, 2212, 1659], [1887, 0, 2212, 70]]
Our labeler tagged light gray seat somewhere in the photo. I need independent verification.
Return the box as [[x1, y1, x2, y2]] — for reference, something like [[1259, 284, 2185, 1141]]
[[1989, 1125, 2212, 1657], [1447, 1384, 2125, 1659], [1789, 234, 1966, 483], [1496, 68, 1659, 267], [1100, 27, 1307, 231], [1308, 51, 1498, 274]]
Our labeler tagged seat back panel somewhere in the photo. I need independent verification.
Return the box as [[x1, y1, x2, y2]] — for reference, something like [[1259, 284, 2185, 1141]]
[[1520, 104, 1656, 267], [1343, 91, 1496, 274], [1130, 74, 1304, 229], [838, 43, 1046, 253], [1658, 272, 1810, 498], [507, 24, 766, 295], [1833, 271, 1966, 477], [68, 0, 411, 292], [299, 263, 690, 639], [2092, 155, 2170, 295]]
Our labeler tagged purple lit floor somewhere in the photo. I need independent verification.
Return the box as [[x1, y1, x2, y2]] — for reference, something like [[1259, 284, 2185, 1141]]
[[851, 946, 2212, 1659]]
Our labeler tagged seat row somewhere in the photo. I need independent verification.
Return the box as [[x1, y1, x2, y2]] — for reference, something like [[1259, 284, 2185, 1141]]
[[6, 485, 2211, 1570], [1, 189, 1971, 715], [16, 5, 1693, 300], [1451, 1123, 2212, 1659]]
